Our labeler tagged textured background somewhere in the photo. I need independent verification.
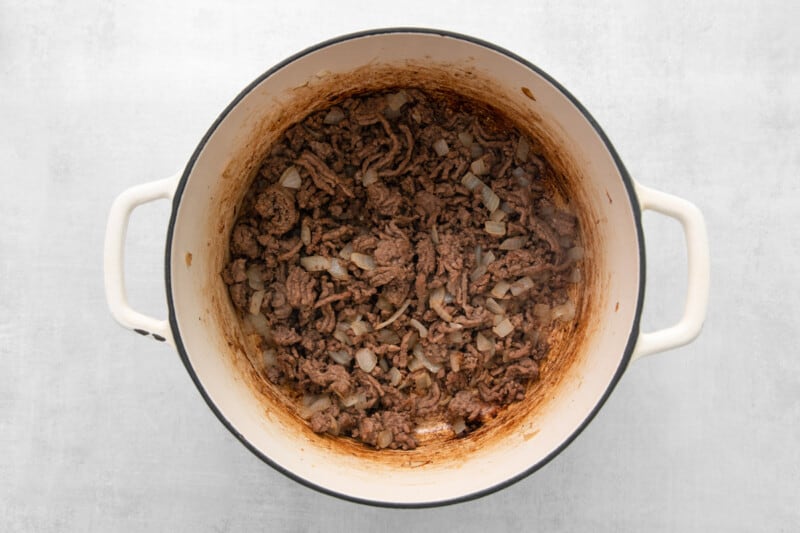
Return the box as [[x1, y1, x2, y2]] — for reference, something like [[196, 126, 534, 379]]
[[2, 0, 798, 531]]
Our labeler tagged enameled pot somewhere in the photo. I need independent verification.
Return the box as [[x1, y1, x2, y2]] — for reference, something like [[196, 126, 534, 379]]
[[104, 29, 709, 507]]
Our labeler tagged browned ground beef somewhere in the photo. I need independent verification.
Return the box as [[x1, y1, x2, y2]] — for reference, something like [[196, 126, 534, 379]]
[[223, 88, 583, 450]]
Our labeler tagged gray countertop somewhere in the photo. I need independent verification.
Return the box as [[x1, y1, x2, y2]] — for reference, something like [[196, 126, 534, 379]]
[[2, 1, 798, 530]]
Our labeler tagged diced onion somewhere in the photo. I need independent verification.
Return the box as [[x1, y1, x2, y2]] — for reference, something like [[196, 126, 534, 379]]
[[332, 331, 350, 346], [516, 175, 531, 187], [362, 167, 378, 186], [338, 242, 353, 260], [569, 267, 582, 283], [246, 264, 264, 290], [481, 186, 500, 212], [458, 131, 473, 147], [355, 347, 377, 372], [355, 396, 373, 410], [567, 246, 585, 262], [485, 297, 505, 315], [470, 144, 484, 159], [333, 322, 352, 345], [327, 258, 349, 280], [433, 138, 450, 157], [245, 313, 271, 339], [429, 286, 445, 307], [342, 391, 367, 408], [429, 287, 454, 322], [377, 429, 394, 448], [323, 107, 345, 125], [511, 166, 526, 178], [414, 370, 432, 390], [375, 299, 411, 329], [461, 172, 483, 191], [388, 367, 402, 387], [500, 201, 513, 214], [302, 393, 321, 407], [263, 348, 277, 367], [492, 313, 505, 326], [329, 350, 352, 366], [430, 225, 439, 245], [476, 332, 494, 352], [350, 253, 376, 271], [249, 290, 265, 315], [376, 329, 401, 345], [350, 319, 372, 337], [447, 330, 464, 344], [450, 352, 462, 372], [387, 91, 409, 111], [510, 276, 535, 296], [300, 255, 330, 272], [407, 356, 424, 372], [493, 318, 515, 338], [470, 251, 491, 282], [405, 330, 419, 350], [500, 236, 527, 250], [470, 157, 489, 176], [301, 219, 311, 246], [413, 343, 441, 373], [328, 350, 353, 366], [408, 318, 428, 339], [468, 263, 487, 283], [551, 300, 576, 322], [379, 357, 390, 373], [300, 395, 331, 419], [485, 221, 507, 236], [516, 136, 531, 162], [489, 209, 507, 222], [279, 165, 302, 188], [451, 417, 466, 435], [341, 393, 359, 408], [491, 281, 511, 299]]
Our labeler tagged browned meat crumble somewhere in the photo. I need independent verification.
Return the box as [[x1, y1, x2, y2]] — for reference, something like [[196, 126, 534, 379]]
[[223, 88, 583, 450]]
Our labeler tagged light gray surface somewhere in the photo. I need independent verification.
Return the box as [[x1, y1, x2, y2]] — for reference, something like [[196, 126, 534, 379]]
[[2, 0, 798, 531]]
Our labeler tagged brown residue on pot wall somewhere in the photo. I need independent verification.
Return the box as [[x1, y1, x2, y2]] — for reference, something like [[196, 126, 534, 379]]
[[204, 59, 605, 469], [521, 86, 536, 101]]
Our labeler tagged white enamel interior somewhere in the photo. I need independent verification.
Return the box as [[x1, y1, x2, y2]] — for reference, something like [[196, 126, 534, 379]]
[[167, 32, 642, 505]]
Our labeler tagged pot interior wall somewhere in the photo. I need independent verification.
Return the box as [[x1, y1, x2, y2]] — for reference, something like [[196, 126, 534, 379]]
[[168, 32, 642, 504]]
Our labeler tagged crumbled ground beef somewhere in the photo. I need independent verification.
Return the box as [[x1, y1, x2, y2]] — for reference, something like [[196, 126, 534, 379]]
[[224, 88, 583, 450]]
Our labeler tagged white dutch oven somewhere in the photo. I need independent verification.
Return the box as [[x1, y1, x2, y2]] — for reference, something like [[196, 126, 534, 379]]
[[104, 29, 710, 507]]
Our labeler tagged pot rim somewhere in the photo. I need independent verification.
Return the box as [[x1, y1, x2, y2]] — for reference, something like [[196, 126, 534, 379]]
[[164, 27, 646, 508]]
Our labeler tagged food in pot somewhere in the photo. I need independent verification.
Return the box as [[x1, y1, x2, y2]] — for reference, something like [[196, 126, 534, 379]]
[[222, 88, 583, 450]]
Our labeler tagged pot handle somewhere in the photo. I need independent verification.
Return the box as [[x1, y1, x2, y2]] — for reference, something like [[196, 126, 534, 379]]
[[631, 183, 710, 361], [104, 175, 180, 346]]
